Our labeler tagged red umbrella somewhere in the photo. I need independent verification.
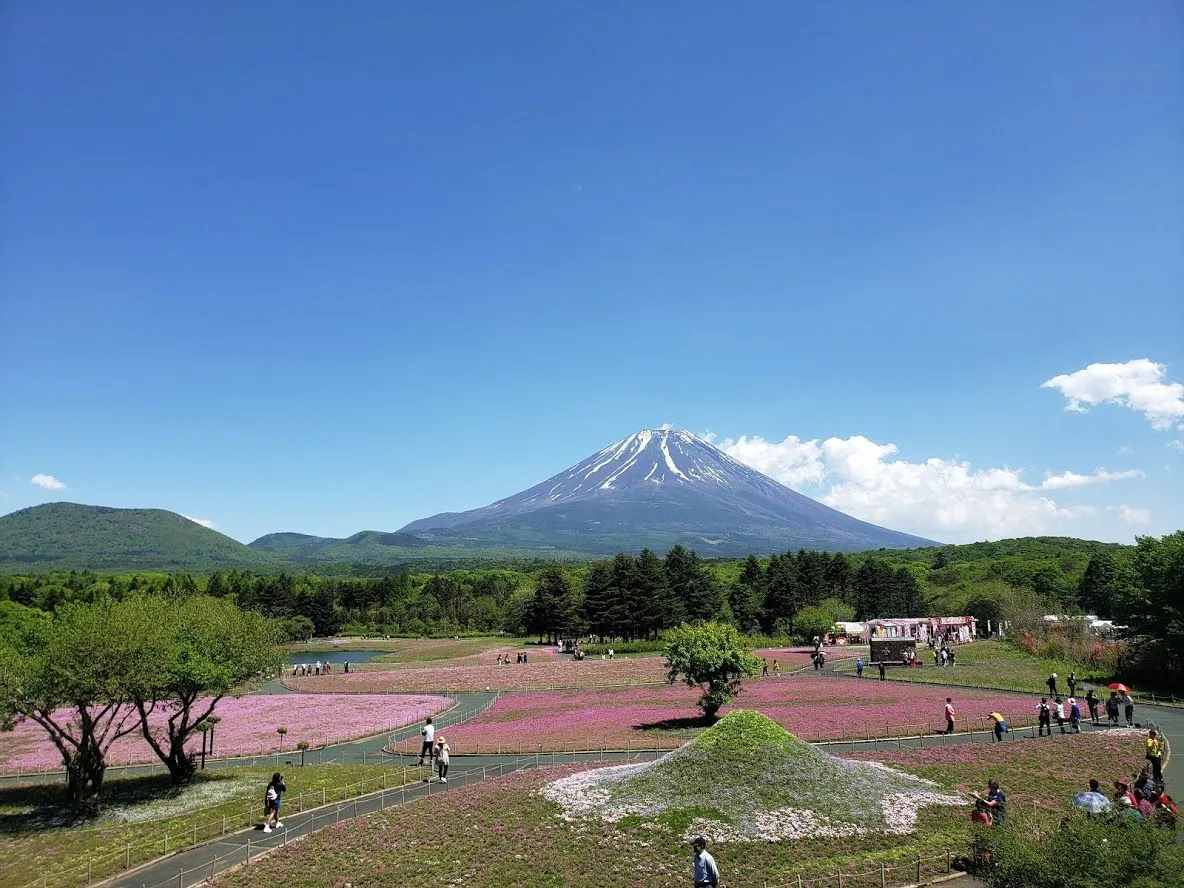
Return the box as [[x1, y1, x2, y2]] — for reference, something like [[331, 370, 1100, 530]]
[[1107, 682, 1132, 693]]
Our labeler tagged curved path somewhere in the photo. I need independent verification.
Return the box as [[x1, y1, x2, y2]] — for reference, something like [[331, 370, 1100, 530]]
[[14, 667, 1176, 888]]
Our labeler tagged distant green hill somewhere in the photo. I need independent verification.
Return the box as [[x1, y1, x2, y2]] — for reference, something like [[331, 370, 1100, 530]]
[[249, 529, 430, 563], [0, 503, 278, 571]]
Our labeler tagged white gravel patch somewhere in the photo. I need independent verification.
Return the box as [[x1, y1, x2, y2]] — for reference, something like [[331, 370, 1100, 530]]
[[102, 777, 255, 824]]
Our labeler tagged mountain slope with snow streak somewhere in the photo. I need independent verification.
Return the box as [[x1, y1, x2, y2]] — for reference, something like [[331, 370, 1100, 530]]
[[400, 429, 934, 554]]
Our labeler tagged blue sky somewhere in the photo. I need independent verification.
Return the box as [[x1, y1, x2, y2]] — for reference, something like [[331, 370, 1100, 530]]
[[2, 1, 1181, 545]]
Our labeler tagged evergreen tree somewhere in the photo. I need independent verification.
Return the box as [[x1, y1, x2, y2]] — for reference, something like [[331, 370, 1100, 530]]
[[633, 548, 679, 639], [665, 545, 720, 622], [825, 552, 853, 601], [852, 558, 894, 620], [729, 555, 765, 633], [761, 553, 801, 633], [893, 567, 926, 617], [795, 550, 830, 605], [610, 553, 639, 640], [581, 561, 625, 639], [531, 565, 579, 643]]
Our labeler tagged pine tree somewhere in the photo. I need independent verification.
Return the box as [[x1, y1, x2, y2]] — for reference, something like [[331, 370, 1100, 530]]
[[633, 548, 679, 639], [729, 555, 765, 633], [665, 545, 720, 623], [532, 565, 579, 644], [581, 561, 622, 639], [825, 552, 853, 601], [762, 553, 801, 633], [893, 567, 926, 617]]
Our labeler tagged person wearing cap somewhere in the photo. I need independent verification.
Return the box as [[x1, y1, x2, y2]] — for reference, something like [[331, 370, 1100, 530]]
[[691, 836, 719, 887], [972, 779, 1006, 825], [1068, 697, 1081, 733], [1114, 779, 1137, 809], [434, 736, 450, 783]]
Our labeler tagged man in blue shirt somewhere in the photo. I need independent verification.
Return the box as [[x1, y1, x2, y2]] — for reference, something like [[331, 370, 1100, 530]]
[[972, 779, 1006, 825], [691, 836, 720, 887]]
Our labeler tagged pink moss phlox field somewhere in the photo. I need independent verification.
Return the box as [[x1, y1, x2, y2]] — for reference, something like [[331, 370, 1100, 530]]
[[425, 677, 1037, 752], [287, 655, 670, 693], [0, 694, 452, 772]]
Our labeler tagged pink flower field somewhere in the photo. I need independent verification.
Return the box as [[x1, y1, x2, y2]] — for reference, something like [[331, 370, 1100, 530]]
[[286, 655, 671, 693], [396, 677, 1039, 753], [0, 693, 452, 773]]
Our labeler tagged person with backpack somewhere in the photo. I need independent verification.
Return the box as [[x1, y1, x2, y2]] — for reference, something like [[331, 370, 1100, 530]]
[[1086, 689, 1100, 725], [263, 773, 286, 832], [1106, 692, 1121, 727], [435, 736, 450, 783], [1037, 697, 1052, 736]]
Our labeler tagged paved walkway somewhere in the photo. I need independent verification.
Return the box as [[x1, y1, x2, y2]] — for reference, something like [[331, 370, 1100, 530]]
[[15, 667, 1177, 888]]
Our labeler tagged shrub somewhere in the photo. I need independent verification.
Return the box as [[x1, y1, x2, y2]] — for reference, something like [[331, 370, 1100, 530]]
[[973, 810, 1184, 888]]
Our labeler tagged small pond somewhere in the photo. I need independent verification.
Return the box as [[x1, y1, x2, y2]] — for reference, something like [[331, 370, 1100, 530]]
[[285, 649, 387, 667]]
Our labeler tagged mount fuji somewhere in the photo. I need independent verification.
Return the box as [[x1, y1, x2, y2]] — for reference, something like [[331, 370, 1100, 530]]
[[400, 429, 934, 555]]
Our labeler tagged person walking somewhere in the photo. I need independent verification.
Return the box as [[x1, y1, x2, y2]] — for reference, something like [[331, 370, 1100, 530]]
[[944, 698, 955, 735], [1054, 697, 1067, 734], [1037, 697, 1052, 737], [1146, 729, 1163, 783], [1122, 692, 1135, 727], [761, 658, 768, 677], [417, 717, 436, 766], [1046, 673, 1058, 697], [1067, 672, 1077, 698], [1086, 689, 1100, 725], [855, 656, 864, 679], [948, 647, 956, 668], [263, 772, 286, 832], [878, 661, 886, 681], [691, 836, 720, 888], [1069, 697, 1081, 733], [1106, 692, 1120, 727], [435, 737, 450, 783]]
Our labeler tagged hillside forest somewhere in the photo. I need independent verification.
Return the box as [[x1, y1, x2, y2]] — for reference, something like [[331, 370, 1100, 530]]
[[2, 535, 1180, 682]]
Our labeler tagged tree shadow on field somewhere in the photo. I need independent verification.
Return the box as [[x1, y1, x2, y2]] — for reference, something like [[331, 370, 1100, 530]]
[[0, 771, 218, 834], [635, 715, 718, 732]]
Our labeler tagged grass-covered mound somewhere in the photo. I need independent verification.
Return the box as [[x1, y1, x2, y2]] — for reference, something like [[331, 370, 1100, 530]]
[[540, 710, 961, 841]]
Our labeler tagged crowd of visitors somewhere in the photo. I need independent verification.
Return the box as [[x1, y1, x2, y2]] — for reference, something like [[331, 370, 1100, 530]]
[[494, 651, 532, 665], [291, 660, 334, 676]]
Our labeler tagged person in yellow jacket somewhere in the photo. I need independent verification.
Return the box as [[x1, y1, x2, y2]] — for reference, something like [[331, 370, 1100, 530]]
[[1146, 729, 1163, 783]]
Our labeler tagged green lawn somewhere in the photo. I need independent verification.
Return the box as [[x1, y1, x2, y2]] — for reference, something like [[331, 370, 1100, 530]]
[[0, 762, 430, 888], [834, 640, 1113, 694]]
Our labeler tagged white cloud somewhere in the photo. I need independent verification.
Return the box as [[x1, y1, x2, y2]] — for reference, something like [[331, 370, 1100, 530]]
[[182, 515, 216, 529], [718, 433, 1144, 543], [1042, 359, 1184, 431], [1169, 440, 1184, 454], [1118, 445, 1135, 456], [1109, 505, 1151, 525], [1039, 468, 1143, 490], [31, 473, 67, 490]]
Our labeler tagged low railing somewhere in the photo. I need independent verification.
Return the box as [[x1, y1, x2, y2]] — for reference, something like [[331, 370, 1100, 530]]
[[17, 750, 962, 888]]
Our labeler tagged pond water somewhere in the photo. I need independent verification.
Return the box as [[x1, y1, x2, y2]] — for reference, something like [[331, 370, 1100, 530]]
[[285, 649, 387, 667]]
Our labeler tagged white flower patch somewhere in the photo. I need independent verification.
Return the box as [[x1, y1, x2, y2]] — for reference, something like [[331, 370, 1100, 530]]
[[684, 809, 867, 844], [879, 791, 964, 835], [539, 762, 653, 822]]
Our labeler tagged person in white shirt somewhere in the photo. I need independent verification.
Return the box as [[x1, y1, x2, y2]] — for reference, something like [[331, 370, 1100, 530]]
[[435, 737, 450, 782], [1054, 698, 1066, 734], [417, 718, 436, 766]]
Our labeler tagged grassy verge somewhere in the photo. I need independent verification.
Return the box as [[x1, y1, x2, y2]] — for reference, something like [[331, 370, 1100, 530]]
[[833, 640, 1115, 694], [0, 762, 430, 888]]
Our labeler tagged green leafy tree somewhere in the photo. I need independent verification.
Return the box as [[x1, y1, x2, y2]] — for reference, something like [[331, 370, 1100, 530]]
[[793, 605, 837, 642], [1078, 552, 1138, 618], [1122, 532, 1184, 670], [664, 621, 761, 719], [0, 600, 151, 809], [123, 595, 281, 784]]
